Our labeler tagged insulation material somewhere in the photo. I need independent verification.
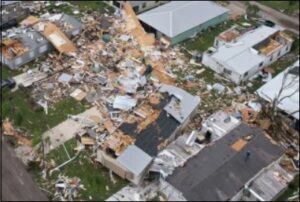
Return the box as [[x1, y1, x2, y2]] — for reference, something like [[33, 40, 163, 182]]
[[113, 96, 137, 111]]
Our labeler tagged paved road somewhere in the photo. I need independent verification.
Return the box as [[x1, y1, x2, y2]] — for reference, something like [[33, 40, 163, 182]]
[[229, 1, 299, 35], [1, 141, 49, 201]]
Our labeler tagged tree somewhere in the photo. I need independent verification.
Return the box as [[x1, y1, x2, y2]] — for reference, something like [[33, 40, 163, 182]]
[[259, 67, 299, 141]]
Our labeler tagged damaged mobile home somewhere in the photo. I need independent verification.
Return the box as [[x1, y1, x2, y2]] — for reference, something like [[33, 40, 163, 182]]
[[256, 60, 299, 122], [202, 25, 293, 84], [1, 13, 81, 69], [96, 84, 200, 185]]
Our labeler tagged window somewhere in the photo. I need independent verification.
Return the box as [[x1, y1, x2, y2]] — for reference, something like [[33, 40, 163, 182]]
[[277, 51, 281, 57], [224, 69, 232, 75], [39, 45, 47, 53], [244, 71, 248, 77], [15, 57, 22, 65], [259, 62, 263, 67], [142, 2, 147, 8], [286, 46, 289, 51], [29, 51, 35, 58], [270, 55, 273, 62]]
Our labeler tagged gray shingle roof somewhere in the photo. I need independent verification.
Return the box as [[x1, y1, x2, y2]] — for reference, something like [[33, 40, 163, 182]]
[[166, 123, 284, 201]]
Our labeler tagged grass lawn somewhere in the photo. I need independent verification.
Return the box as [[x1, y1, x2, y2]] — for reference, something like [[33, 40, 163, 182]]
[[29, 139, 127, 201], [44, 1, 114, 17], [258, 1, 299, 15], [2, 86, 90, 145], [2, 65, 90, 145]]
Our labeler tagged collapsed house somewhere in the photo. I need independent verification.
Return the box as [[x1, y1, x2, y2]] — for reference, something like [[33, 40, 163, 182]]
[[1, 13, 81, 69], [109, 1, 168, 14], [160, 123, 284, 201], [138, 1, 229, 45], [256, 60, 299, 126], [202, 25, 294, 84], [96, 84, 200, 185]]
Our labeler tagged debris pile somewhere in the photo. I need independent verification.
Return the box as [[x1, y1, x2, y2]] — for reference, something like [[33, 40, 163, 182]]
[[53, 175, 86, 201]]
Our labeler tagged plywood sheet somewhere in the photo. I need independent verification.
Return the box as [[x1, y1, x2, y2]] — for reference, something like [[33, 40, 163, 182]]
[[231, 138, 247, 151], [33, 22, 77, 54]]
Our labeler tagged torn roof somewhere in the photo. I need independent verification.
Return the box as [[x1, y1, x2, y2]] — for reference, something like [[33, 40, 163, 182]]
[[33, 21, 77, 54], [203, 110, 241, 139], [1, 29, 47, 60], [247, 162, 294, 201], [166, 123, 284, 201], [159, 84, 201, 123], [138, 1, 228, 38], [211, 25, 280, 75], [257, 60, 299, 120], [116, 145, 153, 176]]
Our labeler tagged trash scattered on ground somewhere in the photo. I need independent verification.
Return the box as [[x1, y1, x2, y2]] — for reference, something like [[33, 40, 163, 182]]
[[53, 175, 86, 201]]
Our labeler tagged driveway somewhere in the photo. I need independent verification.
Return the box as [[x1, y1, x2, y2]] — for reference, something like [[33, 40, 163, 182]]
[[227, 1, 299, 35]]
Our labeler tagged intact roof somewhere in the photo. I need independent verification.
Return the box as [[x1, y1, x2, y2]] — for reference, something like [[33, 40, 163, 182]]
[[138, 1, 228, 38], [166, 123, 283, 201], [116, 145, 153, 176], [2, 141, 48, 201], [159, 84, 200, 123], [257, 60, 299, 120], [211, 25, 279, 75]]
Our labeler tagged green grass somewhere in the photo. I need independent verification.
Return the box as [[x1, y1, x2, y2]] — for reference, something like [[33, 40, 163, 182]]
[[42, 1, 114, 17], [258, 1, 299, 15], [30, 139, 127, 201], [71, 1, 114, 13], [1, 85, 90, 145], [1, 65, 24, 79], [276, 174, 299, 201]]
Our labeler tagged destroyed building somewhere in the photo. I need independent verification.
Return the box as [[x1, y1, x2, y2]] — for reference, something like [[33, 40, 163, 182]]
[[256, 60, 299, 125], [138, 1, 229, 45], [96, 84, 201, 185], [161, 123, 284, 201], [109, 1, 168, 14], [202, 25, 294, 84], [1, 13, 82, 69], [1, 1, 29, 29]]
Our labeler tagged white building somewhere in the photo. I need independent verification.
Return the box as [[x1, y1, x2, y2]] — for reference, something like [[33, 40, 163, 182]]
[[256, 60, 299, 120], [202, 25, 293, 84]]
